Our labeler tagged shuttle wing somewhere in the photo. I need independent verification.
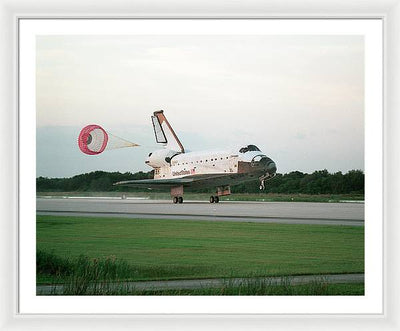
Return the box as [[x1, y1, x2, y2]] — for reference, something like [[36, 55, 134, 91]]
[[114, 173, 239, 190]]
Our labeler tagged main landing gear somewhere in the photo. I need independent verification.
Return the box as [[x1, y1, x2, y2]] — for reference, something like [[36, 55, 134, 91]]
[[170, 185, 230, 204], [173, 196, 183, 204], [209, 185, 230, 203], [209, 195, 220, 203], [171, 185, 184, 204]]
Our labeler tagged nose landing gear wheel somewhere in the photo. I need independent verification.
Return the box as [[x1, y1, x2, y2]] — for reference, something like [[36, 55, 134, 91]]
[[173, 197, 178, 204], [178, 197, 183, 204], [209, 196, 215, 203]]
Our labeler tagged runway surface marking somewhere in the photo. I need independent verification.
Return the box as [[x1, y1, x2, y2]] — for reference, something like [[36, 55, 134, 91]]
[[37, 273, 364, 295], [37, 198, 364, 226]]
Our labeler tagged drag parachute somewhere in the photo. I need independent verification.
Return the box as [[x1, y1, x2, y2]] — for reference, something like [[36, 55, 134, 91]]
[[78, 124, 139, 155]]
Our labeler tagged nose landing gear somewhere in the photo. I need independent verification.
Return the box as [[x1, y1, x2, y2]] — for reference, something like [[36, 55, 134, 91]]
[[259, 173, 276, 190], [259, 174, 270, 190]]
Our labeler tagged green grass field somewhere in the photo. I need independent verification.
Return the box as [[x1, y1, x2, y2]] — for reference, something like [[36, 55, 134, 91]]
[[37, 215, 364, 284]]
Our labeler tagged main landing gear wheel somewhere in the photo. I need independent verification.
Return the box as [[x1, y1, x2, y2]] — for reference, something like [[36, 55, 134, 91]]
[[209, 196, 220, 203], [173, 196, 183, 204]]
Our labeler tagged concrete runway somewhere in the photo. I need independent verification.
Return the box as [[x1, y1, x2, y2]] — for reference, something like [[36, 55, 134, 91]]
[[36, 273, 364, 295], [37, 198, 364, 226]]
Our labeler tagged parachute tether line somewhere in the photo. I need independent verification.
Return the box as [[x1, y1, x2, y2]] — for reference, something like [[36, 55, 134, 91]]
[[106, 132, 140, 150]]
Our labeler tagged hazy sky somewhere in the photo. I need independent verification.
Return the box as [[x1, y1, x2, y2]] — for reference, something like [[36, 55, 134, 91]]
[[36, 35, 364, 178]]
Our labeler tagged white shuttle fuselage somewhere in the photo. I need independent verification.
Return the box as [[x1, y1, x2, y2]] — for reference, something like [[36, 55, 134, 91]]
[[146, 148, 272, 180], [116, 110, 277, 203]]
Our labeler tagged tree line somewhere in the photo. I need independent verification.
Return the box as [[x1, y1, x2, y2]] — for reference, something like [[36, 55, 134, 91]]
[[36, 169, 364, 195]]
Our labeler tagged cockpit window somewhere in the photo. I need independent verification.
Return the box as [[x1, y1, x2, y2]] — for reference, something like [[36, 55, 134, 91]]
[[239, 145, 261, 153], [248, 145, 260, 151]]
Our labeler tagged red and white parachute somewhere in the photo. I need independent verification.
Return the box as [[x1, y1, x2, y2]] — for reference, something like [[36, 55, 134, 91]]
[[78, 124, 139, 155]]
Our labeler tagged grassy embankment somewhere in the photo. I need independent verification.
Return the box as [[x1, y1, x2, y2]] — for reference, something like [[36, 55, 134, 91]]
[[37, 191, 364, 203], [132, 283, 365, 296], [37, 250, 364, 295], [37, 215, 364, 293]]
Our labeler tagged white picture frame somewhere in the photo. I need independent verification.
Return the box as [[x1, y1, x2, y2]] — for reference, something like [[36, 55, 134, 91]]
[[1, 0, 399, 329]]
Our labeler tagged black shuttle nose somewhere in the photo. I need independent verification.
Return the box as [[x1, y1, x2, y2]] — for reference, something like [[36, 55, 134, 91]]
[[258, 157, 277, 174], [267, 161, 277, 174]]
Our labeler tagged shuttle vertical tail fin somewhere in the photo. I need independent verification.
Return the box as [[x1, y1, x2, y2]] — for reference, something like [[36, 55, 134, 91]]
[[151, 110, 185, 153]]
